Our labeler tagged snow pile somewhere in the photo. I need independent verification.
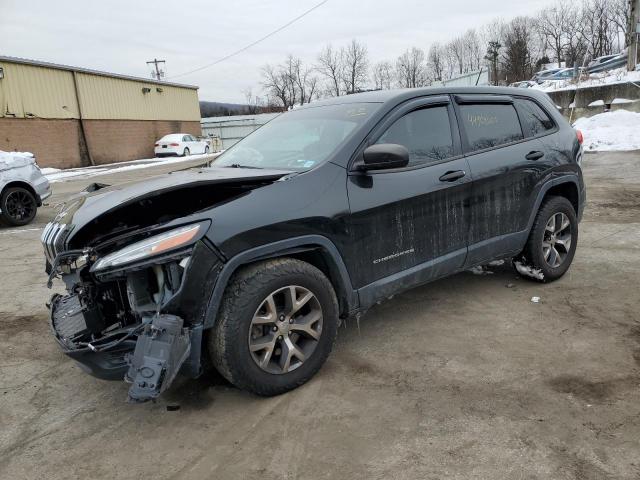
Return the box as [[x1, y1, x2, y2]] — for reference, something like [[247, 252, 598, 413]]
[[572, 110, 640, 152], [533, 66, 640, 92], [44, 153, 219, 183], [0, 150, 35, 170], [514, 261, 544, 281]]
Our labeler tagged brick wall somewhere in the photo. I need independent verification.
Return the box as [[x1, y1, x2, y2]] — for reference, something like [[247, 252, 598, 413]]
[[83, 119, 202, 165], [0, 118, 202, 168], [0, 117, 86, 168]]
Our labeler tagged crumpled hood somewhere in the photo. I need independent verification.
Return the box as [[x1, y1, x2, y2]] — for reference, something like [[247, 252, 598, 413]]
[[54, 167, 293, 245]]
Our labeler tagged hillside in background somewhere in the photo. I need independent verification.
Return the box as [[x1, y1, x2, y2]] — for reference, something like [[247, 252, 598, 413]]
[[199, 101, 280, 118]]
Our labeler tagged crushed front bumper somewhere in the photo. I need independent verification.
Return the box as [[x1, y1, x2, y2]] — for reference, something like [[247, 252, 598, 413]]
[[47, 240, 223, 402], [50, 294, 199, 401]]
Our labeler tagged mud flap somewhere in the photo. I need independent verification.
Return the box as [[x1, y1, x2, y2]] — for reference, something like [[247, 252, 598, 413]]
[[125, 314, 191, 403]]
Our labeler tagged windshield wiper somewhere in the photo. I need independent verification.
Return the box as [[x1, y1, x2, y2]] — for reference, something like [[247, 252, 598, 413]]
[[225, 163, 262, 169]]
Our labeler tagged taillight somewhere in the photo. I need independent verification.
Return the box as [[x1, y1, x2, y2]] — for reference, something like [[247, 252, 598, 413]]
[[154, 143, 159, 147], [170, 142, 179, 147], [576, 129, 583, 145]]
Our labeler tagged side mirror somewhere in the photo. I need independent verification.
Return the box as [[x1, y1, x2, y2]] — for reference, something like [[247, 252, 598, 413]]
[[360, 144, 409, 171]]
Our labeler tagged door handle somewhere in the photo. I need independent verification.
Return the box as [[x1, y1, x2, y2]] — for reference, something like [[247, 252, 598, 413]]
[[439, 170, 466, 182], [525, 151, 544, 161]]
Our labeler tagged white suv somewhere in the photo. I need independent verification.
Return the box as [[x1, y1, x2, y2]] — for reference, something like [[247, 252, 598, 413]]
[[0, 151, 51, 226]]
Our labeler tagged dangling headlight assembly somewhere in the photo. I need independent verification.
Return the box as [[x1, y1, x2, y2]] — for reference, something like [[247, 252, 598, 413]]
[[91, 222, 208, 272]]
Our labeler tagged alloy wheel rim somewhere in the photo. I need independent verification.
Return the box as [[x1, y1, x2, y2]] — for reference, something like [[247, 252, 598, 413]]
[[5, 190, 35, 221], [542, 212, 572, 268], [248, 285, 323, 374]]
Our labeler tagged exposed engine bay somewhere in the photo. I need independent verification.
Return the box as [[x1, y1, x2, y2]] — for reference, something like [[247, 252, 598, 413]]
[[48, 247, 207, 402]]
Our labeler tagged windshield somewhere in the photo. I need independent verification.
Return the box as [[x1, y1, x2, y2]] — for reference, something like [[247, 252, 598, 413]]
[[214, 103, 376, 171]]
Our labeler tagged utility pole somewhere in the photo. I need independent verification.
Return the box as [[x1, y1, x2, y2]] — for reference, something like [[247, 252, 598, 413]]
[[629, 0, 640, 70], [146, 58, 166, 80]]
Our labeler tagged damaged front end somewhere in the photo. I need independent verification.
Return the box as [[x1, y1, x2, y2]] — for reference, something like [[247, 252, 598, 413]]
[[42, 167, 292, 402], [45, 220, 222, 402]]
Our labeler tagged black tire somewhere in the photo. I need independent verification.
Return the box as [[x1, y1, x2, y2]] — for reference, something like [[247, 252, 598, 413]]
[[183, 147, 190, 157], [519, 196, 578, 282], [204, 146, 210, 154], [208, 258, 339, 396], [0, 187, 37, 226]]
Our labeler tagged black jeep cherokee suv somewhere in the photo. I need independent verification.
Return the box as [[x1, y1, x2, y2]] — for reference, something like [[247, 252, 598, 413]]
[[43, 87, 585, 402]]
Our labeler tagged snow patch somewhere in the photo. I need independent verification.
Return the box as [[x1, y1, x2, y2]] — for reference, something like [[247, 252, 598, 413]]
[[572, 110, 640, 152], [0, 150, 35, 170], [532, 66, 640, 93], [587, 100, 605, 107], [611, 98, 633, 104], [469, 265, 494, 275], [514, 261, 544, 281]]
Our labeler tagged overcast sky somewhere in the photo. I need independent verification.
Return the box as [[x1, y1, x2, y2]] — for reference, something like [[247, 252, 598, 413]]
[[1, 0, 553, 103]]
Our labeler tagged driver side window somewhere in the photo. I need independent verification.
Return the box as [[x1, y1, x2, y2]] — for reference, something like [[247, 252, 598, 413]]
[[376, 106, 454, 167]]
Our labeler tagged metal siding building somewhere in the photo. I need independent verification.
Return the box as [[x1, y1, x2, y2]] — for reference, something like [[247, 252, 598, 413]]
[[201, 113, 280, 150], [0, 56, 201, 168]]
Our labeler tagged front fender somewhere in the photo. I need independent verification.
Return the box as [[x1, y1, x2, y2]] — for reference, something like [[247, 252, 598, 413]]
[[202, 235, 358, 329]]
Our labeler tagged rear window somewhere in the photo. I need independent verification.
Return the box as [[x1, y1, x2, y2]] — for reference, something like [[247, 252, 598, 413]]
[[460, 104, 523, 152], [516, 99, 555, 137]]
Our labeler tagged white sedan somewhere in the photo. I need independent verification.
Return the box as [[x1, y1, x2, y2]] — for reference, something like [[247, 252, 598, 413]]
[[154, 133, 210, 157]]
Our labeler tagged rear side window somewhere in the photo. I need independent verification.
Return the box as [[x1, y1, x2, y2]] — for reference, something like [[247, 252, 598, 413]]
[[516, 99, 555, 137], [460, 104, 523, 152], [376, 106, 454, 167]]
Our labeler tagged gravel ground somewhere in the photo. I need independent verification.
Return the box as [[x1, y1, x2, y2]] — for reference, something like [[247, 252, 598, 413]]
[[1, 152, 639, 479]]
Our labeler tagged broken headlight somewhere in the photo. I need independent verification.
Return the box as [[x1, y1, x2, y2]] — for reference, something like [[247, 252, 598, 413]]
[[92, 223, 206, 272]]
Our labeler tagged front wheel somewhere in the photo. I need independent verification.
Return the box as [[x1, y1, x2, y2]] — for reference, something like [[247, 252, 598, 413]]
[[518, 196, 578, 282], [208, 258, 339, 396], [204, 146, 210, 154]]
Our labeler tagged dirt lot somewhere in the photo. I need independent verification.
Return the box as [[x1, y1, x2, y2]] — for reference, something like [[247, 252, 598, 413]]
[[1, 152, 639, 479]]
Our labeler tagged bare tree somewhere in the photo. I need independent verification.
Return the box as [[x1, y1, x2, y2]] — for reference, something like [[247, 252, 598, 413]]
[[610, 0, 632, 48], [316, 44, 343, 97], [580, 0, 619, 59], [342, 39, 370, 94], [563, 11, 589, 67], [396, 47, 428, 88], [462, 29, 483, 71], [447, 36, 466, 74], [289, 56, 318, 105], [242, 88, 264, 114], [263, 56, 319, 108], [261, 64, 291, 110], [427, 43, 445, 81], [535, 2, 569, 65], [372, 60, 394, 90]]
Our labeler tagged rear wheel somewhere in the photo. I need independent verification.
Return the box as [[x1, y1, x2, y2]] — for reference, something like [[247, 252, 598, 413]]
[[183, 147, 190, 157], [204, 146, 210, 154], [0, 187, 37, 226], [208, 258, 339, 396], [518, 196, 578, 282]]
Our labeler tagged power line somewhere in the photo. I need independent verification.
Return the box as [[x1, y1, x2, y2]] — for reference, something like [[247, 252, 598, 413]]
[[166, 0, 329, 80]]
